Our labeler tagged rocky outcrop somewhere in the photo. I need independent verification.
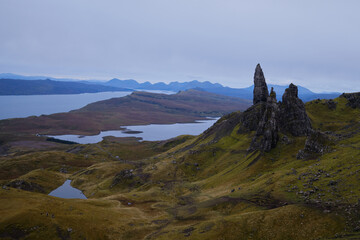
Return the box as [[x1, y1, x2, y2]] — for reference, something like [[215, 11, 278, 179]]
[[279, 83, 312, 136], [253, 64, 269, 105], [249, 88, 280, 152], [110, 168, 150, 189], [297, 131, 332, 159], [247, 67, 312, 152], [111, 169, 134, 188], [325, 99, 337, 110], [203, 64, 315, 153], [6, 179, 45, 193], [341, 92, 360, 109]]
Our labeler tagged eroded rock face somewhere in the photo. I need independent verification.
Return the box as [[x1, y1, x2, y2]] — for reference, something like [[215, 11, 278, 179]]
[[249, 88, 280, 152], [341, 92, 360, 108], [279, 83, 312, 136], [253, 64, 269, 105], [247, 67, 313, 152], [297, 131, 332, 159], [207, 65, 315, 153], [238, 103, 266, 133]]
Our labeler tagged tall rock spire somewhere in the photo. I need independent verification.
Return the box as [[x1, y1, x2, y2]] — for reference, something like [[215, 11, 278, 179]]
[[249, 87, 280, 152], [253, 64, 269, 105]]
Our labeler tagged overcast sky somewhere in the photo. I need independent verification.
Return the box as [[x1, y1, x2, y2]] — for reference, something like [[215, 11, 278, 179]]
[[0, 0, 359, 92]]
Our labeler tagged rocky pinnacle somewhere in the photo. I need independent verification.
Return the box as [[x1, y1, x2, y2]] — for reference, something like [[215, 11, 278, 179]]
[[279, 83, 312, 136], [247, 67, 313, 152], [253, 64, 269, 105]]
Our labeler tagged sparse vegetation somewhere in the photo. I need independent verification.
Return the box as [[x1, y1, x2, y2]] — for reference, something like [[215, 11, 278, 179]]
[[1, 94, 360, 239]]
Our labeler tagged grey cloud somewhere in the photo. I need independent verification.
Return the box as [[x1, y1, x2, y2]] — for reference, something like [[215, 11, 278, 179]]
[[0, 0, 359, 92]]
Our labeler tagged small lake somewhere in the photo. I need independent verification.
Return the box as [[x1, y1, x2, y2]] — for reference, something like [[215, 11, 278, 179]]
[[0, 90, 175, 120], [48, 118, 219, 144], [48, 179, 87, 199]]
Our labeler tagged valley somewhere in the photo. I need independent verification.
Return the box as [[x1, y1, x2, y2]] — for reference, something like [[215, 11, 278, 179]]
[[0, 89, 250, 137], [1, 65, 360, 239]]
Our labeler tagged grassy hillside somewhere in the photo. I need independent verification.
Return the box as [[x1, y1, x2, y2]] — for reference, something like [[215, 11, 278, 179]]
[[0, 95, 359, 239]]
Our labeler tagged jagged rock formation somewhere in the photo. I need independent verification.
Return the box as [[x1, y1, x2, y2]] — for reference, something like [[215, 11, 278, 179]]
[[202, 64, 314, 153], [341, 92, 360, 108], [253, 64, 269, 105], [279, 83, 312, 136], [248, 66, 312, 152], [249, 88, 279, 152]]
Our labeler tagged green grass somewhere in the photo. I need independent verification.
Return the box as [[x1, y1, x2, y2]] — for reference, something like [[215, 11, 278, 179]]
[[1, 96, 360, 239]]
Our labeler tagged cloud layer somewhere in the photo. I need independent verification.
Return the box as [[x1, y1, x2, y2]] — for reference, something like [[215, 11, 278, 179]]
[[0, 0, 359, 92]]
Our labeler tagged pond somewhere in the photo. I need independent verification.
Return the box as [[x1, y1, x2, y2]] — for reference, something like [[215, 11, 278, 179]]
[[48, 179, 87, 199], [48, 118, 219, 144]]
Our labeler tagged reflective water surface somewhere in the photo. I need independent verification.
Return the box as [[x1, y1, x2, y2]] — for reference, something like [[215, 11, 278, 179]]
[[48, 179, 87, 199], [49, 118, 219, 144]]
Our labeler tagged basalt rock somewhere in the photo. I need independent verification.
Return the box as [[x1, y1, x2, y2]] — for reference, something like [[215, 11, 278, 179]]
[[206, 65, 314, 153], [297, 131, 332, 159], [238, 103, 266, 133], [279, 83, 312, 136], [248, 71, 312, 152], [6, 179, 45, 193], [249, 88, 280, 152], [253, 64, 269, 105], [341, 92, 360, 109]]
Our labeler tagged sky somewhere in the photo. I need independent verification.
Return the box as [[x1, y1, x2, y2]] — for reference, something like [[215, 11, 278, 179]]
[[0, 0, 359, 92]]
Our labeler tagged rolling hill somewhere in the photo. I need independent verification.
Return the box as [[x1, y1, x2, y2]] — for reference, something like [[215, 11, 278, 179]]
[[0, 65, 359, 239]]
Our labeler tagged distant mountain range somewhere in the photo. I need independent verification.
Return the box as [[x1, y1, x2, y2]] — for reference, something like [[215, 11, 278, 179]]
[[0, 73, 83, 82], [0, 73, 341, 101], [0, 79, 130, 95], [104, 78, 340, 102]]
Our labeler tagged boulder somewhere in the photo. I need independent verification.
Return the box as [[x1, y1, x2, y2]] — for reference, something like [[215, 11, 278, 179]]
[[297, 131, 332, 159]]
